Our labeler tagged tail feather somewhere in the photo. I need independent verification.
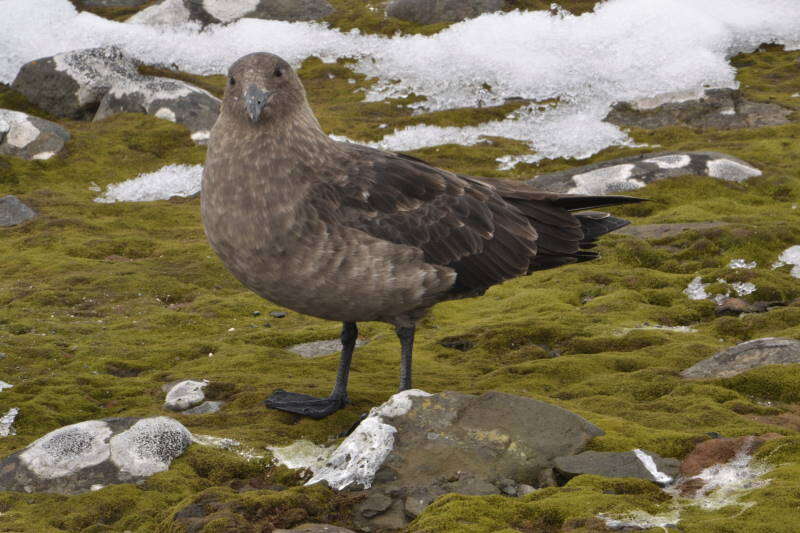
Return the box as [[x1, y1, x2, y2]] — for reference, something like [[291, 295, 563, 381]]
[[551, 194, 646, 212]]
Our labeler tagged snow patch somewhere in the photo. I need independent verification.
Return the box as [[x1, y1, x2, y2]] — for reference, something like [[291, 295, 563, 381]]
[[634, 448, 673, 484], [706, 158, 762, 182], [4, 0, 800, 163], [155, 107, 176, 122], [730, 281, 756, 297], [0, 408, 19, 437], [271, 390, 431, 490], [95, 164, 203, 203], [191, 130, 210, 142], [772, 245, 800, 278], [728, 258, 757, 269], [684, 276, 710, 300], [0, 380, 12, 391]]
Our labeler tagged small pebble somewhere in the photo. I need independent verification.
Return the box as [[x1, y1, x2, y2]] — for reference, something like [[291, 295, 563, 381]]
[[263, 322, 272, 328], [269, 311, 287, 318], [252, 311, 261, 317]]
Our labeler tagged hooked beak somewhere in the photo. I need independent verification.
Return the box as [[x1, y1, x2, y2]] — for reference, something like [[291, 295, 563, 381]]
[[245, 85, 273, 123]]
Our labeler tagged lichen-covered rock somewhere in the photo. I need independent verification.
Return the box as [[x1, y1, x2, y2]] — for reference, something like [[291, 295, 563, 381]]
[[129, 0, 334, 26], [94, 77, 220, 141], [681, 338, 800, 379], [607, 89, 792, 130], [554, 449, 680, 485], [0, 110, 69, 160], [273, 390, 603, 531], [79, 0, 150, 7], [0, 416, 191, 494], [528, 151, 762, 194], [164, 379, 207, 411], [386, 0, 505, 25], [0, 195, 37, 227], [11, 46, 138, 120]]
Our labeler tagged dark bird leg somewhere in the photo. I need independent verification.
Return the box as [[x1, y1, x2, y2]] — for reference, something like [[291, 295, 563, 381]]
[[265, 322, 357, 419], [396, 325, 415, 391]]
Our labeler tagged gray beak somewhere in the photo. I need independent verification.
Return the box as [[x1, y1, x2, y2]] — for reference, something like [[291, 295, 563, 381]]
[[245, 85, 272, 123]]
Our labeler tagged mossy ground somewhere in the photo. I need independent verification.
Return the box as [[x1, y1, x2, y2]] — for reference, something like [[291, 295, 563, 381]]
[[1, 34, 800, 533]]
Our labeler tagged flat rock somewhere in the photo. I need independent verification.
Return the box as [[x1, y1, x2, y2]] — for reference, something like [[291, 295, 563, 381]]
[[164, 380, 207, 411], [615, 222, 728, 240], [181, 400, 224, 414], [0, 195, 37, 227], [527, 151, 762, 195], [285, 390, 603, 531], [94, 76, 220, 140], [554, 449, 679, 485], [288, 338, 367, 359], [129, 0, 333, 26], [681, 338, 800, 379], [0, 416, 191, 494], [0, 110, 69, 160], [12, 46, 138, 120], [607, 89, 792, 130], [386, 0, 505, 24]]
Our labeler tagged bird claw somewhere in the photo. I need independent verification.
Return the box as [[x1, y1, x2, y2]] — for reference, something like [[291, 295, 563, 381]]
[[264, 389, 348, 419]]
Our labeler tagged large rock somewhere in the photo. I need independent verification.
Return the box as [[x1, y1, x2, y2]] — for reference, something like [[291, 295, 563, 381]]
[[94, 77, 220, 141], [274, 390, 603, 531], [0, 417, 191, 494], [0, 195, 37, 227], [681, 338, 800, 379], [607, 89, 792, 130], [554, 449, 679, 485], [0, 110, 69, 160], [12, 46, 138, 120], [11, 46, 219, 141], [386, 0, 505, 24], [527, 151, 762, 195], [129, 0, 334, 25]]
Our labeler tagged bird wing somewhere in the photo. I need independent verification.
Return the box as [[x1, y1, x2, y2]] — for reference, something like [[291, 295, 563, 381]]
[[306, 143, 540, 291]]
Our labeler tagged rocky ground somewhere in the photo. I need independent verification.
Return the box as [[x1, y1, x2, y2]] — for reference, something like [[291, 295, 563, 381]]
[[2, 1, 800, 532]]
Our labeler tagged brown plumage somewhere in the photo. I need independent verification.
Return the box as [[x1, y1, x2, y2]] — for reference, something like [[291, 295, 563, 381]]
[[201, 53, 643, 418]]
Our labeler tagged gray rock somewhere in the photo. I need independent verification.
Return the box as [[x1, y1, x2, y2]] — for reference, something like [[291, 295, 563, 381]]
[[94, 76, 220, 141], [0, 408, 19, 437], [0, 195, 37, 227], [554, 450, 679, 485], [616, 222, 728, 240], [0, 417, 191, 494], [129, 0, 333, 26], [386, 0, 505, 24], [288, 338, 367, 358], [12, 46, 138, 120], [527, 151, 762, 195], [681, 338, 800, 379], [0, 110, 69, 160], [607, 89, 792, 130], [348, 390, 603, 530], [182, 400, 224, 415], [164, 380, 207, 411]]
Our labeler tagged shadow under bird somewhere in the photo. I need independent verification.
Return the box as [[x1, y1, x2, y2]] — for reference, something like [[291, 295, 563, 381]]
[[201, 52, 644, 419]]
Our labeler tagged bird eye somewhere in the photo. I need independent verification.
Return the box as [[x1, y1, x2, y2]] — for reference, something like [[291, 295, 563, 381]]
[[229, 77, 236, 86], [273, 68, 282, 78]]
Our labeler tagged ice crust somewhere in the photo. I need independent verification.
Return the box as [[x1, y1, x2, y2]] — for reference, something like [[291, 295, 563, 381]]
[[95, 164, 203, 203], [3, 0, 800, 164], [773, 245, 800, 278]]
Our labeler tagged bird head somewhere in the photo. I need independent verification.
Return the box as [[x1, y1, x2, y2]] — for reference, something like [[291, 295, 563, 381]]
[[223, 53, 305, 125]]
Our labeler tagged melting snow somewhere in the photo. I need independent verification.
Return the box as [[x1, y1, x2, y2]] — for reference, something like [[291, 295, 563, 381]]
[[3, 0, 800, 164], [730, 281, 757, 297], [0, 381, 12, 391], [270, 389, 432, 490], [95, 164, 202, 202], [684, 277, 710, 300], [772, 245, 800, 278], [634, 448, 673, 484], [685, 277, 756, 302], [728, 258, 757, 269]]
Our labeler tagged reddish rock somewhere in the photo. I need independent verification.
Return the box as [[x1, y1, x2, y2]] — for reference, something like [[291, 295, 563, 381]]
[[680, 434, 780, 477]]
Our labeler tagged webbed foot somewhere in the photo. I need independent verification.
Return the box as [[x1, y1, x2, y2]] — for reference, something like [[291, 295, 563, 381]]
[[264, 389, 348, 419]]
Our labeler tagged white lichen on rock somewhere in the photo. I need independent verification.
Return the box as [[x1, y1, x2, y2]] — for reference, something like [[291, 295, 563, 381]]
[[164, 380, 208, 411], [0, 408, 19, 437], [706, 158, 762, 182], [567, 164, 643, 195], [109, 417, 192, 477], [19, 420, 113, 479]]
